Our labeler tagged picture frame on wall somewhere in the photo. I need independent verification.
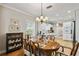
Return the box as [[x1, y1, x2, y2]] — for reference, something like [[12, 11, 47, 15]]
[[8, 18, 20, 33]]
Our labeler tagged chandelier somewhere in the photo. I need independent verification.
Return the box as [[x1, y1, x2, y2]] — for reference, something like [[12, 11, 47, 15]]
[[36, 3, 48, 23]]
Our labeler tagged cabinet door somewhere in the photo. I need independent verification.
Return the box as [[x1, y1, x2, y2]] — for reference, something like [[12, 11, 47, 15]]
[[63, 21, 73, 40]]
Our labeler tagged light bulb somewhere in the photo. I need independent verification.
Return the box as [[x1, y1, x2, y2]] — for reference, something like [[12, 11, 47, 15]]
[[40, 16, 43, 19], [56, 23, 59, 27], [36, 17, 40, 21], [45, 17, 48, 20], [43, 19, 46, 21], [15, 23, 18, 25]]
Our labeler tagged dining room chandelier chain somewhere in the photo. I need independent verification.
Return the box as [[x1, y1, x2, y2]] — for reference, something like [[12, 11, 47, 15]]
[[41, 3, 43, 16]]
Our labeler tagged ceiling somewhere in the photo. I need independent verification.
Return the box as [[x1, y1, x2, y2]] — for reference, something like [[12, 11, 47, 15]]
[[1, 3, 79, 22]]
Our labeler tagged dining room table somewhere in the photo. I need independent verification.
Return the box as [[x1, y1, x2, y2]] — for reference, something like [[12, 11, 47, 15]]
[[34, 40, 60, 56]]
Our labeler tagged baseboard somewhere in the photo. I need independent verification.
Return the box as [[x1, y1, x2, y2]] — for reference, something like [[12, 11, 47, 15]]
[[0, 50, 6, 55], [63, 40, 73, 42]]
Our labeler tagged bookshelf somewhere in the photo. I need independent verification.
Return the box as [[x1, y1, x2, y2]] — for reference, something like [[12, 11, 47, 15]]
[[6, 33, 23, 53]]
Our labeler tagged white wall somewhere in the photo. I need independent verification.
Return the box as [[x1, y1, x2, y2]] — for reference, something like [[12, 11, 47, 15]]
[[0, 6, 2, 53], [76, 16, 79, 42], [76, 11, 79, 42], [0, 5, 34, 54]]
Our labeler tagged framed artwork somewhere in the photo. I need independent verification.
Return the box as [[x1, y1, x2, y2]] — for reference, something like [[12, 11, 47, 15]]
[[9, 18, 20, 32], [10, 18, 19, 25], [9, 25, 15, 32]]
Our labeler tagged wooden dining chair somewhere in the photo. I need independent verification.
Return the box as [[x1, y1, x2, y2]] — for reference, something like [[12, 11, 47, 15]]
[[30, 41, 42, 56], [30, 41, 36, 55], [23, 39, 30, 51], [23, 39, 33, 56], [56, 42, 79, 56], [23, 39, 41, 56]]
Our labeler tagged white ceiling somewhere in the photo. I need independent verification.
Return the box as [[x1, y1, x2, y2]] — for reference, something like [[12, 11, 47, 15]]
[[2, 3, 79, 22]]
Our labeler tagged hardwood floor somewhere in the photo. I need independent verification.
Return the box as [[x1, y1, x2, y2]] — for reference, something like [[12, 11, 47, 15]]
[[1, 48, 24, 56]]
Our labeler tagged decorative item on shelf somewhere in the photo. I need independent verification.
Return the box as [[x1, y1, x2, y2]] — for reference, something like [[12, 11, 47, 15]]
[[49, 27, 54, 33], [15, 39, 18, 42], [48, 27, 53, 33], [57, 22, 63, 27], [16, 44, 19, 48], [18, 38, 21, 42], [16, 43, 22, 48], [13, 44, 16, 48], [36, 3, 48, 24], [19, 43, 22, 46], [8, 40, 15, 44], [9, 46, 12, 50], [9, 44, 16, 50], [15, 38, 21, 42]]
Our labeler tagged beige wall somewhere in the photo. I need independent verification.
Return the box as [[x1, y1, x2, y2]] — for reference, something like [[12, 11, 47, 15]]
[[0, 5, 33, 54], [0, 6, 2, 53]]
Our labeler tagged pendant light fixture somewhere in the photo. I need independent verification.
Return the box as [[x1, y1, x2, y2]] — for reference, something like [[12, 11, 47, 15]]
[[36, 3, 48, 23]]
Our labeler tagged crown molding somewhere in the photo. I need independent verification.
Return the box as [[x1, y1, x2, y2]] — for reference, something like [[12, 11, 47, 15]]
[[0, 4, 35, 19]]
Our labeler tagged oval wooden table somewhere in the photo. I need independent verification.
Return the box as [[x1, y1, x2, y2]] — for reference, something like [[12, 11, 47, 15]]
[[38, 41, 60, 56]]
